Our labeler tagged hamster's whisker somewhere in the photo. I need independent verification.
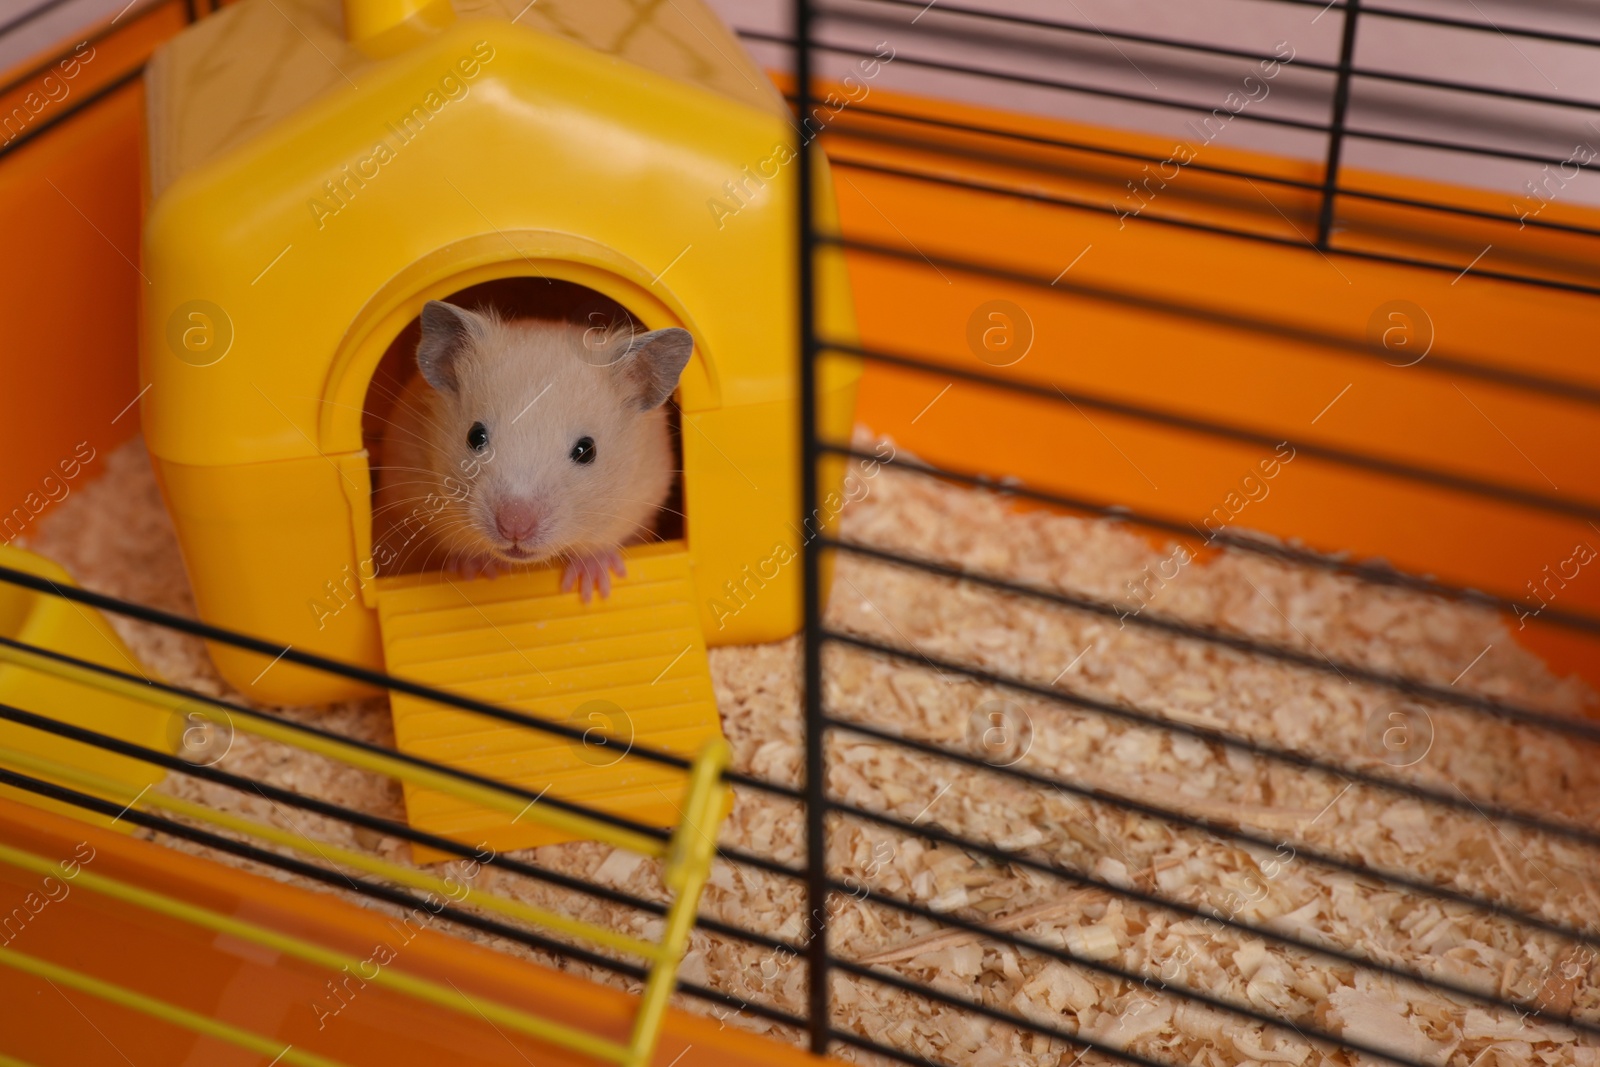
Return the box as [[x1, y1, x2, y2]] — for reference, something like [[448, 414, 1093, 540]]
[[368, 485, 458, 509], [587, 498, 688, 523], [367, 468, 451, 482], [573, 510, 663, 541], [367, 473, 455, 490]]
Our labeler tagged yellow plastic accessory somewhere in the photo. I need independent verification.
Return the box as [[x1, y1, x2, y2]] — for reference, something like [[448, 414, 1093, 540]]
[[379, 541, 727, 854], [140, 0, 861, 705], [0, 544, 176, 824], [0, 645, 733, 1067]]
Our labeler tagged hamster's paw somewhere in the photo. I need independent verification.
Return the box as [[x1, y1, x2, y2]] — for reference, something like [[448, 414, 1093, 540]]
[[561, 549, 627, 603], [447, 554, 504, 581]]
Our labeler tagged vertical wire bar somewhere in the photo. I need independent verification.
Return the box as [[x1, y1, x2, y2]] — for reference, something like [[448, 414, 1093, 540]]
[[1316, 0, 1361, 248], [795, 0, 830, 1056]]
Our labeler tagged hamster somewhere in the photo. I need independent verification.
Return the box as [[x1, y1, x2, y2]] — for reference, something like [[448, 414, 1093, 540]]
[[372, 300, 691, 600]]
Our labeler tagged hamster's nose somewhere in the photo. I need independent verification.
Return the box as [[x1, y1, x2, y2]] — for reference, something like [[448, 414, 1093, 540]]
[[494, 499, 541, 543]]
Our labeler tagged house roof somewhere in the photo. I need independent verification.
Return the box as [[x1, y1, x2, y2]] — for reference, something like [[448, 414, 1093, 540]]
[[145, 0, 781, 199]]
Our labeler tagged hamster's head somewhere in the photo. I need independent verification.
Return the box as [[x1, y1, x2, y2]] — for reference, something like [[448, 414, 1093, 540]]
[[413, 300, 692, 566]]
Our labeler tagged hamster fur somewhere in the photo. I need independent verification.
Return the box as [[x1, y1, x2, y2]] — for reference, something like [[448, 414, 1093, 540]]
[[372, 300, 692, 600]]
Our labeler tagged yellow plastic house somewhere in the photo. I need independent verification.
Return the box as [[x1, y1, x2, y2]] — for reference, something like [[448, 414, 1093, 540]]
[[140, 0, 858, 848]]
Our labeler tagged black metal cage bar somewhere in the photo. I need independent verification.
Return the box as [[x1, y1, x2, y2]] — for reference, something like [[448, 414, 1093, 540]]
[[791, 0, 1600, 1062], [745, 0, 1600, 298]]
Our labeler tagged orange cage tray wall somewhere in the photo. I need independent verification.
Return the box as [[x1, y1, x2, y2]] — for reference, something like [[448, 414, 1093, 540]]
[[0, 796, 823, 1067]]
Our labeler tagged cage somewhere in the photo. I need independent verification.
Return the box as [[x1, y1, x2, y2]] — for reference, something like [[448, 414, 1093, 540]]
[[0, 0, 1598, 1066]]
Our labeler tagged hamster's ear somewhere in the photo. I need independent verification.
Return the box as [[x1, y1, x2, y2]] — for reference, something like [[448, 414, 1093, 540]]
[[416, 301, 485, 393], [618, 328, 693, 411]]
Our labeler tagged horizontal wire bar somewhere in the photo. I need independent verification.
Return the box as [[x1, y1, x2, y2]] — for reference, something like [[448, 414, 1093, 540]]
[[740, 31, 1333, 132], [821, 535, 1600, 743], [0, 0, 80, 40], [829, 160, 1600, 298], [0, 0, 166, 101], [841, 0, 1600, 114], [0, 66, 144, 165], [0, 766, 658, 982], [827, 150, 1370, 255], [827, 153, 1600, 397], [827, 1029, 958, 1067], [829, 877, 1431, 1067], [832, 156, 1600, 295], [820, 628, 1600, 853], [0, 565, 797, 803], [763, 40, 1600, 236], [0, 763, 814, 1034], [14, 679, 1590, 1047], [823, 797, 1600, 1038], [0, 631, 803, 883], [15, 726, 1574, 1054], [1349, 63, 1600, 112], [825, 335, 1600, 523], [834, 954, 1168, 1067], [834, 0, 1600, 44], [812, 106, 1600, 247], [757, 28, 1600, 172], [0, 631, 669, 838], [1359, 3, 1600, 49], [828, 0, 1340, 73], [4, 645, 684, 861], [1308, 236, 1600, 299], [1343, 122, 1600, 172], [674, 982, 811, 1032], [0, 947, 347, 1067], [0, 568, 676, 768], [792, 91, 1325, 186], [1306, 175, 1600, 239], [821, 206, 1599, 401], [0, 699, 800, 956], [817, 442, 1600, 636], [1246, 0, 1349, 9], [823, 714, 1600, 954], [0, 836, 636, 1064]]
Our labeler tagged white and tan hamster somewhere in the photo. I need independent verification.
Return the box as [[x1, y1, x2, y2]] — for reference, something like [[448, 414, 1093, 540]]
[[373, 300, 691, 600]]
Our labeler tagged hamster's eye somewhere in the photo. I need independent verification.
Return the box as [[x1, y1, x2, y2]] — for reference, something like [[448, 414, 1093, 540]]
[[570, 436, 596, 465], [466, 422, 489, 452]]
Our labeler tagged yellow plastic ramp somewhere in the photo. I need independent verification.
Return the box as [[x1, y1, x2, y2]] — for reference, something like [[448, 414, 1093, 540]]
[[0, 544, 179, 829], [376, 542, 726, 855]]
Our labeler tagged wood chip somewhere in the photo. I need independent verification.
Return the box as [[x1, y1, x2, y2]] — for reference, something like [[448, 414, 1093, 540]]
[[26, 434, 1600, 1067]]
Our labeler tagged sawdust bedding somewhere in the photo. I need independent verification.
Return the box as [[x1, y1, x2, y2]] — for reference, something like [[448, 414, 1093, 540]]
[[22, 434, 1600, 1067]]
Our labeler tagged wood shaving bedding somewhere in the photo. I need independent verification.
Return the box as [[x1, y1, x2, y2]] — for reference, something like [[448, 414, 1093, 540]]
[[19, 435, 1600, 1067]]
